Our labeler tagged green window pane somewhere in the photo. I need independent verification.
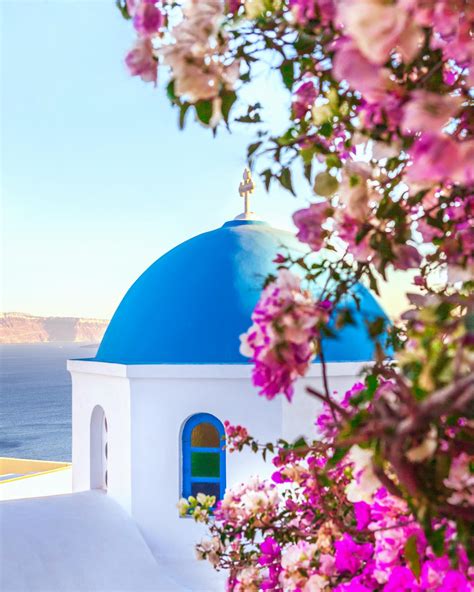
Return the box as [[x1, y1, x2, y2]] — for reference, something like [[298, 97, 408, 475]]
[[191, 452, 220, 478], [191, 423, 220, 447]]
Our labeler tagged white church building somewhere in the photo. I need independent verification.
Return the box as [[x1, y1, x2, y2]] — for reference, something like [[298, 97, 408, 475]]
[[1, 199, 389, 591]]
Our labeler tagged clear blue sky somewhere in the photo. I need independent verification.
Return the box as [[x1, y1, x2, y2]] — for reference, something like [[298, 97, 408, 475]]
[[1, 0, 408, 319]]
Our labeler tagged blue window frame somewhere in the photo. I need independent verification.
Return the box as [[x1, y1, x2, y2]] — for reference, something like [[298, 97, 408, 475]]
[[182, 413, 226, 502]]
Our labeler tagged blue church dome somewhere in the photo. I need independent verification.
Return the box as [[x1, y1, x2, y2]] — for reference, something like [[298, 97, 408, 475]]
[[96, 219, 389, 365]]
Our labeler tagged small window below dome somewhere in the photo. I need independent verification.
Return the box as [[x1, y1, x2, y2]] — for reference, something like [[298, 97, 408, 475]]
[[191, 422, 220, 447], [181, 414, 225, 510]]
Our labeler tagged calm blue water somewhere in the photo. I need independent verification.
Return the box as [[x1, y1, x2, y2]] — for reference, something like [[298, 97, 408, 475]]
[[0, 343, 97, 461]]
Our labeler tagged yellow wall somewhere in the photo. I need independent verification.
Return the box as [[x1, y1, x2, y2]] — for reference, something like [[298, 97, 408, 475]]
[[0, 457, 70, 484]]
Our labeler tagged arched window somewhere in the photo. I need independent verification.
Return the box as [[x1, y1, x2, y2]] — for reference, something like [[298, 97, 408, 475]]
[[182, 413, 226, 502], [90, 405, 108, 491]]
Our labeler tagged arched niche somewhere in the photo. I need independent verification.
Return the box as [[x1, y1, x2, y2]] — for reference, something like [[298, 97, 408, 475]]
[[90, 405, 108, 491]]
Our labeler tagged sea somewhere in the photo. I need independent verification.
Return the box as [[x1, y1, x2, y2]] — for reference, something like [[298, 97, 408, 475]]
[[0, 343, 98, 462]]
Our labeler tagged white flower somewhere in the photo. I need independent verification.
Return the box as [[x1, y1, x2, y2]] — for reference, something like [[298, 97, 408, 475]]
[[345, 445, 382, 503], [281, 541, 318, 571], [303, 574, 328, 592], [177, 498, 190, 515], [195, 537, 222, 567]]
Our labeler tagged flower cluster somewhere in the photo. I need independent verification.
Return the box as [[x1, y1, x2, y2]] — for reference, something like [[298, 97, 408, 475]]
[[184, 423, 473, 591], [160, 0, 239, 104], [224, 420, 251, 452], [120, 0, 474, 586], [239, 269, 331, 401]]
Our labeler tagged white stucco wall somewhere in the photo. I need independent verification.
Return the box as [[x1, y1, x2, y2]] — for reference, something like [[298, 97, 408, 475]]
[[69, 361, 132, 512], [128, 368, 282, 560], [68, 359, 366, 590]]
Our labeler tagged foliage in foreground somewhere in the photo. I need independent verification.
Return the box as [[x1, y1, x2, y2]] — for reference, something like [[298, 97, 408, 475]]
[[119, 0, 473, 589]]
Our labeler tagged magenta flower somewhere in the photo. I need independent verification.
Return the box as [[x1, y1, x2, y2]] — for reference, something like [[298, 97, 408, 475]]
[[441, 570, 471, 592], [240, 269, 331, 400], [258, 536, 281, 565], [226, 0, 243, 14], [133, 1, 163, 37], [334, 533, 373, 575], [383, 566, 419, 591], [354, 501, 371, 531], [289, 0, 335, 26], [292, 80, 318, 120]]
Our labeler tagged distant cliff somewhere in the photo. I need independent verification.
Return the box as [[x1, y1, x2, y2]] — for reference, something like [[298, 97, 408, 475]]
[[0, 313, 109, 344]]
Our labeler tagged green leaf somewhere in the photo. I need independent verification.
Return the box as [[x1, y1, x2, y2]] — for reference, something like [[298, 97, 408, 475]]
[[247, 141, 262, 158], [280, 60, 295, 90], [278, 168, 295, 195], [262, 169, 273, 191], [319, 122, 333, 138], [195, 100, 213, 125], [404, 535, 421, 577], [326, 154, 342, 169], [179, 104, 191, 130], [167, 80, 177, 102], [115, 0, 131, 19], [328, 446, 349, 466], [221, 90, 237, 123], [294, 33, 316, 54], [427, 526, 446, 557], [292, 436, 307, 449]]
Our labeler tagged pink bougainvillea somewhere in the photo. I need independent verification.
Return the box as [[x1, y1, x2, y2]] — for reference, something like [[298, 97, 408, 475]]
[[120, 0, 474, 588]]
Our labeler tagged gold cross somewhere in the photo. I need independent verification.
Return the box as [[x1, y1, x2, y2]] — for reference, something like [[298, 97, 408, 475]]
[[238, 168, 255, 216]]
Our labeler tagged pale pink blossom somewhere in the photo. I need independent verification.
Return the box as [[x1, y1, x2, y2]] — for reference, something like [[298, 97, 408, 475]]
[[338, 0, 422, 65], [126, 0, 138, 16], [336, 213, 374, 262], [333, 39, 391, 103], [444, 452, 474, 506], [405, 133, 461, 186], [125, 38, 157, 83], [454, 141, 474, 185], [339, 161, 378, 221], [280, 541, 319, 590], [293, 202, 332, 251], [401, 90, 463, 135], [160, 0, 239, 102]]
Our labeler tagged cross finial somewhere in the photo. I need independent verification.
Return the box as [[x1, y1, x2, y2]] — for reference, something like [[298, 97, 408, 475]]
[[238, 168, 256, 217]]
